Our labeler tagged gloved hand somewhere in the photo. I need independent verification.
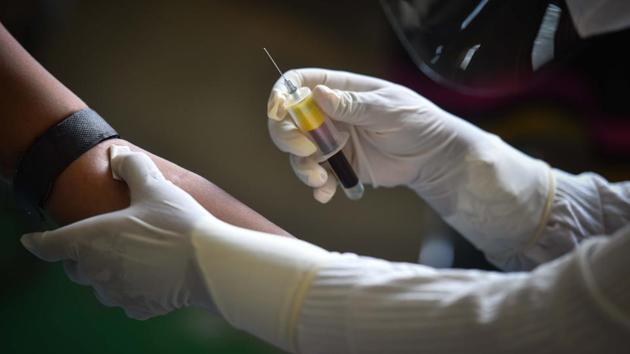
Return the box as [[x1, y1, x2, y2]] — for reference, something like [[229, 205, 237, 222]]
[[21, 145, 334, 351], [267, 68, 554, 270], [268, 69, 435, 203], [20, 145, 214, 319]]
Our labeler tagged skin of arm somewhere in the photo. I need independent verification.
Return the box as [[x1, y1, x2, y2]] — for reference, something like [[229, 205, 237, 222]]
[[0, 22, 291, 237]]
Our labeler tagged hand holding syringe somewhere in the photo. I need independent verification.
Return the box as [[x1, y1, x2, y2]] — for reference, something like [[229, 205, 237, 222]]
[[264, 48, 364, 200]]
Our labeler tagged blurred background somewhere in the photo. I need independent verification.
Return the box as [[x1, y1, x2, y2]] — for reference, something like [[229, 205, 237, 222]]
[[1, 0, 629, 353]]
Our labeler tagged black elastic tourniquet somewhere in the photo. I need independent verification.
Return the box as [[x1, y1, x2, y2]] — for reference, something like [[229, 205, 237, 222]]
[[13, 109, 119, 221]]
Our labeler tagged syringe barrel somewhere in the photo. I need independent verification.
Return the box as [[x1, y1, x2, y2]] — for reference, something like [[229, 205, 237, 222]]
[[285, 87, 346, 160], [286, 87, 364, 200]]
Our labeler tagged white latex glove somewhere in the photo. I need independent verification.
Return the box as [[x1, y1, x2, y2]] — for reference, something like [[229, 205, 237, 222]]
[[20, 145, 214, 319], [267, 68, 554, 270], [21, 145, 334, 351], [268, 69, 441, 202]]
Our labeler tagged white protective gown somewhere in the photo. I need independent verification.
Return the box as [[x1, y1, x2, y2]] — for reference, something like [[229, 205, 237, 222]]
[[292, 170, 630, 354], [192, 168, 630, 354]]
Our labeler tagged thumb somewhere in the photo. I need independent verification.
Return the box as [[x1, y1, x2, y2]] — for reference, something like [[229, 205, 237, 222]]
[[312, 85, 380, 126], [109, 145, 166, 197]]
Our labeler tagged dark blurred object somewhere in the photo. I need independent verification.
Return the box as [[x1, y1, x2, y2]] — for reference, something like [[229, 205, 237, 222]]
[[384, 1, 630, 176], [381, 0, 584, 96]]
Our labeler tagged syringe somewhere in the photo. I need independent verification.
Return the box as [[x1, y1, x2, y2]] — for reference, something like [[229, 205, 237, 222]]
[[264, 48, 364, 200]]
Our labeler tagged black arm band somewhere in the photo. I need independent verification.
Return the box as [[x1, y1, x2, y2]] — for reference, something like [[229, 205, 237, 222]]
[[13, 109, 119, 220]]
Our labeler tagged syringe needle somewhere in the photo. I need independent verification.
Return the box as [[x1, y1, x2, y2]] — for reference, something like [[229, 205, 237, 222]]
[[263, 48, 297, 93], [263, 48, 283, 76]]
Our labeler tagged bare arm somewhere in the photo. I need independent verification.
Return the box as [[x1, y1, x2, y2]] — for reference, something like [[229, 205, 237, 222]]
[[0, 22, 290, 236]]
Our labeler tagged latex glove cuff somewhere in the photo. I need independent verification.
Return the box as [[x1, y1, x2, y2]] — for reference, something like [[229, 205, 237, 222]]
[[412, 133, 555, 271], [191, 217, 336, 352]]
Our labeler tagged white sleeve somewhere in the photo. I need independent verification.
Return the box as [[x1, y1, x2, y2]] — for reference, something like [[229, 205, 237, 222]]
[[518, 170, 630, 268], [190, 209, 629, 354], [297, 225, 630, 354]]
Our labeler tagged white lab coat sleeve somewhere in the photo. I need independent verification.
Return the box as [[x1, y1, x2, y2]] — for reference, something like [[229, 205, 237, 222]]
[[296, 225, 630, 354], [518, 170, 630, 268]]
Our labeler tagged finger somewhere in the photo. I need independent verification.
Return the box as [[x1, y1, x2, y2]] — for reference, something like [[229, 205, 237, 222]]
[[20, 212, 117, 262], [312, 85, 384, 126], [267, 68, 389, 127], [313, 169, 338, 204], [21, 230, 75, 262], [109, 145, 166, 193], [63, 260, 91, 285], [283, 68, 390, 92], [289, 155, 329, 188], [267, 88, 289, 121], [20, 223, 87, 262], [92, 287, 119, 308], [268, 118, 317, 157], [124, 308, 155, 321]]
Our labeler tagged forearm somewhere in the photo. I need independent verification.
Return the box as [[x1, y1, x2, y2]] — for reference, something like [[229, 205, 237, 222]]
[[46, 138, 290, 236], [0, 22, 290, 236]]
